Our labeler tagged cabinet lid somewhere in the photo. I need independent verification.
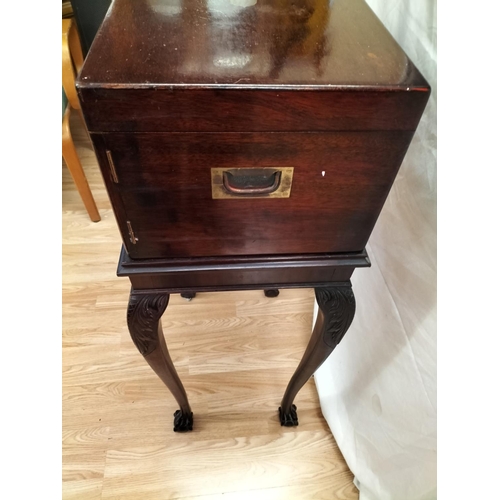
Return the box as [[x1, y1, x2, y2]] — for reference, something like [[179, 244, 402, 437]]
[[77, 0, 429, 91]]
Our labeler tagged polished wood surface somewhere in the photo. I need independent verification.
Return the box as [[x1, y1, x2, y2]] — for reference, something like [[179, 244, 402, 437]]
[[127, 291, 194, 432], [92, 130, 413, 258], [280, 285, 355, 426], [79, 0, 427, 89], [77, 0, 430, 133], [77, 0, 429, 260], [79, 88, 429, 133], [117, 246, 369, 290], [63, 113, 359, 497]]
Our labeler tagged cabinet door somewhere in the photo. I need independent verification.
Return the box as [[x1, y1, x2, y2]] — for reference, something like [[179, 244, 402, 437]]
[[91, 131, 413, 259]]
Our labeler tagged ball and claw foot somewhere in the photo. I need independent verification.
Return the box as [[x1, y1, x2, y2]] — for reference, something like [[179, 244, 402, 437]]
[[173, 410, 194, 432], [180, 292, 196, 301], [264, 289, 280, 298], [279, 404, 298, 427]]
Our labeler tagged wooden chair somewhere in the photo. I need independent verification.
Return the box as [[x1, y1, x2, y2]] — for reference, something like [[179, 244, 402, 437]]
[[62, 18, 100, 222]]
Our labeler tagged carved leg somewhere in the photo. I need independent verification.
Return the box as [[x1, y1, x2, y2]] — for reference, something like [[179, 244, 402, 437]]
[[127, 290, 193, 432], [279, 284, 356, 426], [180, 292, 196, 301], [264, 289, 280, 298]]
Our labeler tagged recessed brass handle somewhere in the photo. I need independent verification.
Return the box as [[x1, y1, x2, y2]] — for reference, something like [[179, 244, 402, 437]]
[[211, 167, 294, 199], [222, 169, 281, 196]]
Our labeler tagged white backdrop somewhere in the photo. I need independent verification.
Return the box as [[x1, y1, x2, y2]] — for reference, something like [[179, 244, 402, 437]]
[[314, 1, 437, 499]]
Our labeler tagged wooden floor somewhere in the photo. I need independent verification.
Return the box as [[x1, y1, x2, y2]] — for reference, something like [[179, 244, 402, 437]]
[[62, 112, 359, 500]]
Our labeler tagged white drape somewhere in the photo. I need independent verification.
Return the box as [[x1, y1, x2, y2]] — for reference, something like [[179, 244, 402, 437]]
[[314, 1, 437, 499]]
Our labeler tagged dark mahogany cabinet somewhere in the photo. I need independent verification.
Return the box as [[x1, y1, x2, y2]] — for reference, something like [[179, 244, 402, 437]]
[[77, 0, 429, 432]]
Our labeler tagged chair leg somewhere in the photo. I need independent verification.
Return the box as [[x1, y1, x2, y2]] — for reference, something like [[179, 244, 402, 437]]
[[76, 108, 92, 142], [62, 111, 100, 222]]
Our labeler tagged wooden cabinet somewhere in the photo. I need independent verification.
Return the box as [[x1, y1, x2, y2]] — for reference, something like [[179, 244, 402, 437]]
[[77, 0, 430, 431]]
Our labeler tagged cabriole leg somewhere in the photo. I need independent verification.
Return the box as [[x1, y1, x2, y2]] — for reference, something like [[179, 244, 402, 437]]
[[279, 284, 356, 426], [127, 290, 193, 432]]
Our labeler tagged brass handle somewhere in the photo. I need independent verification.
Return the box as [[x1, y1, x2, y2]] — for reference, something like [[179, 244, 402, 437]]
[[211, 167, 294, 199], [222, 169, 281, 196]]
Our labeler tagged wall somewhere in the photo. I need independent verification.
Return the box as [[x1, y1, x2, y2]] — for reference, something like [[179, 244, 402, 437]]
[[314, 1, 437, 499]]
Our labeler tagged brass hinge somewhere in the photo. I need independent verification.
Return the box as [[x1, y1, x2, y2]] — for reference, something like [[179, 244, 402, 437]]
[[106, 150, 119, 183], [126, 221, 138, 244]]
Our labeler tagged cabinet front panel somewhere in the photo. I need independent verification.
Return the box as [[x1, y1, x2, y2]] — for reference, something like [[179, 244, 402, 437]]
[[80, 88, 429, 133], [93, 131, 413, 259]]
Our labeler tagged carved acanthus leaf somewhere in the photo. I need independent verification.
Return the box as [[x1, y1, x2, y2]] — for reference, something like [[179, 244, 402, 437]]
[[315, 286, 356, 348], [127, 292, 169, 355]]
